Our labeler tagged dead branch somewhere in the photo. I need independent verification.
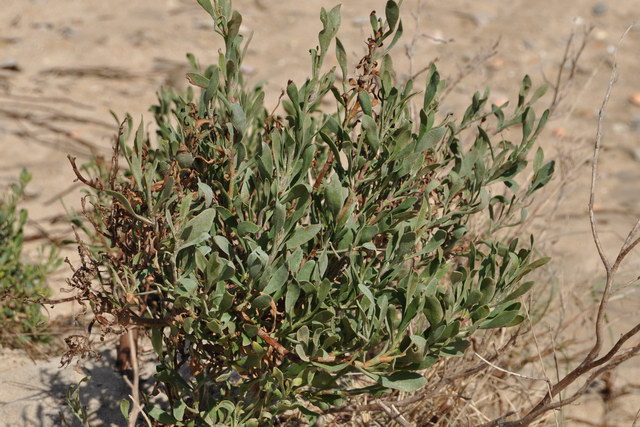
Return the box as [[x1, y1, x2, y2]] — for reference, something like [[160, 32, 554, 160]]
[[480, 26, 640, 427]]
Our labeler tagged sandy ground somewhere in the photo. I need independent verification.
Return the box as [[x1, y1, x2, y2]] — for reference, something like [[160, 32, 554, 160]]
[[1, 0, 640, 425]]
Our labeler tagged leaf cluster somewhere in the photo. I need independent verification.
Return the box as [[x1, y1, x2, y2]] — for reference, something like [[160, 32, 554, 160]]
[[69, 1, 554, 425]]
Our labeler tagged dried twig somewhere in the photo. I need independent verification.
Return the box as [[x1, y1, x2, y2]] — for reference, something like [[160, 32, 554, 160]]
[[481, 26, 640, 427], [473, 352, 548, 382]]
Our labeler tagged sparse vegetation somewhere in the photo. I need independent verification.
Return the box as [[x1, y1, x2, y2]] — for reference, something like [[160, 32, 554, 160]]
[[0, 169, 59, 350]]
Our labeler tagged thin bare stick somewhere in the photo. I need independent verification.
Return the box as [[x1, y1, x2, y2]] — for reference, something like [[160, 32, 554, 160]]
[[474, 352, 547, 382], [122, 328, 152, 427], [586, 25, 633, 364], [479, 26, 640, 427]]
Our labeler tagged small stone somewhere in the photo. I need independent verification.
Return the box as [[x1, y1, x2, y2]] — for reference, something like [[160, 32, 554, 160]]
[[240, 64, 256, 76], [487, 57, 505, 71], [490, 92, 508, 107], [630, 116, 640, 132], [592, 3, 607, 15], [630, 93, 640, 107], [593, 29, 608, 41], [0, 60, 20, 71], [552, 127, 566, 137], [612, 122, 629, 134]]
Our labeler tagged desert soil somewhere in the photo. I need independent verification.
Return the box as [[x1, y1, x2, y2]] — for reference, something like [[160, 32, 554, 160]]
[[1, 0, 640, 425]]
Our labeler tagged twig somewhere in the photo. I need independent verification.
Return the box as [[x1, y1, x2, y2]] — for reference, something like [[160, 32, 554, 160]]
[[122, 328, 152, 427], [480, 26, 640, 427], [376, 399, 413, 427], [474, 352, 547, 382]]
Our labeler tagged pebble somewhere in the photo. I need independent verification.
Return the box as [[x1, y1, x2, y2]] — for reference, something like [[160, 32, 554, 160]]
[[240, 64, 256, 76], [630, 93, 640, 107], [487, 57, 505, 71], [613, 122, 629, 134], [592, 3, 607, 15], [552, 127, 567, 137], [593, 29, 608, 41], [630, 116, 640, 133], [0, 60, 20, 71]]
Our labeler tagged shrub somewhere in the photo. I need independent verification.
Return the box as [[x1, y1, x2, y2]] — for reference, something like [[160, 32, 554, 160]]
[[67, 0, 554, 424], [0, 169, 59, 349]]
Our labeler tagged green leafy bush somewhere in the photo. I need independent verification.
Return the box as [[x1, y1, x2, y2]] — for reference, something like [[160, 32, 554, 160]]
[[0, 170, 59, 348], [69, 0, 554, 424]]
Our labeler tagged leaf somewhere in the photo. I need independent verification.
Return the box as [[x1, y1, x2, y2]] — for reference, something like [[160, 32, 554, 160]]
[[104, 190, 153, 225], [500, 281, 534, 303], [423, 295, 444, 326], [198, 182, 214, 207], [479, 309, 522, 329], [186, 72, 210, 88], [379, 371, 426, 392], [230, 103, 246, 134], [262, 264, 289, 294], [335, 37, 347, 82], [238, 221, 261, 236], [286, 224, 322, 249], [180, 208, 216, 245], [151, 327, 163, 355], [423, 65, 440, 109], [358, 91, 373, 116], [324, 175, 344, 218], [179, 277, 199, 295], [385, 0, 400, 32], [478, 277, 496, 305], [119, 399, 130, 421], [527, 160, 555, 195], [252, 294, 272, 309], [273, 201, 286, 235], [318, 5, 341, 61], [148, 406, 178, 424], [396, 232, 416, 257], [196, 0, 214, 18], [285, 282, 300, 314]]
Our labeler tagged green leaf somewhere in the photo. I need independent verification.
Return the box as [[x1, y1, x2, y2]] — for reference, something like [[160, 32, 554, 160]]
[[424, 295, 444, 326], [479, 309, 522, 329], [252, 294, 272, 309], [230, 103, 246, 134], [148, 406, 178, 424], [180, 208, 216, 246], [324, 175, 344, 218], [238, 221, 261, 236], [335, 37, 348, 82], [385, 0, 400, 32], [186, 72, 210, 88], [500, 281, 534, 303], [151, 327, 163, 355], [285, 282, 301, 314], [119, 399, 130, 421], [286, 224, 322, 249], [262, 264, 289, 294], [379, 371, 426, 392], [197, 0, 214, 18]]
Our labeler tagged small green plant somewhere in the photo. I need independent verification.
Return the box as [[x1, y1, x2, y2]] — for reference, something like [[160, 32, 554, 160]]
[[0, 169, 59, 349], [67, 0, 554, 424]]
